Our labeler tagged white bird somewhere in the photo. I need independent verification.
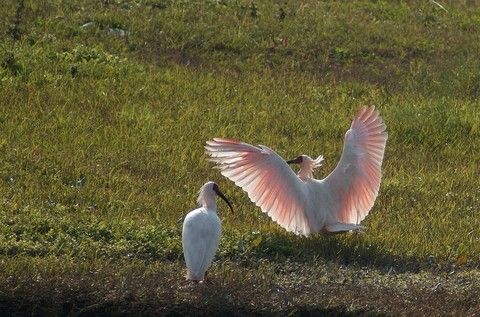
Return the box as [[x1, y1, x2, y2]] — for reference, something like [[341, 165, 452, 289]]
[[205, 106, 387, 236], [182, 181, 233, 282]]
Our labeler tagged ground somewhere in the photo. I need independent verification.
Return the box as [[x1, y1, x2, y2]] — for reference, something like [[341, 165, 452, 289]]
[[0, 0, 479, 316]]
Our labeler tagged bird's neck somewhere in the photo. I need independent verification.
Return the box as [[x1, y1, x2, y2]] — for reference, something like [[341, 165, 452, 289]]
[[298, 162, 315, 180], [197, 191, 217, 210], [202, 200, 217, 210]]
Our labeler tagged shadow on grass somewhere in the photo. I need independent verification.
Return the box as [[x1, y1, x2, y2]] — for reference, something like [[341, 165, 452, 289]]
[[163, 303, 387, 317], [0, 295, 386, 317], [231, 231, 429, 274]]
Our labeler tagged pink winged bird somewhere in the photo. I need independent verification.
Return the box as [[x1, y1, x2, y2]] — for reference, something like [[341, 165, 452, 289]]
[[205, 106, 387, 236]]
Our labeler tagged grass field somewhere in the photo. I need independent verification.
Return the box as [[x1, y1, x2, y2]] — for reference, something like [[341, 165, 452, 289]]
[[0, 0, 479, 316]]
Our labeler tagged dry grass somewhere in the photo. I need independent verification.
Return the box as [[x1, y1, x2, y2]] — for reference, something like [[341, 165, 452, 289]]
[[1, 257, 479, 316]]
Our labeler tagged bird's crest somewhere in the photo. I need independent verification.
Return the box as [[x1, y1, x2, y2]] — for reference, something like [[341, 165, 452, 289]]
[[298, 155, 324, 180]]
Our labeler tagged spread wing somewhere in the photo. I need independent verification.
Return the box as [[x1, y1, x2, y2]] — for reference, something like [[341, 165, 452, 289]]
[[322, 106, 388, 225], [205, 139, 311, 235]]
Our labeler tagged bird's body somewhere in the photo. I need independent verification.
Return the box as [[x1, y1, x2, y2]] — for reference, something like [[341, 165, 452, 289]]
[[182, 206, 221, 281], [182, 181, 233, 282], [205, 106, 387, 236]]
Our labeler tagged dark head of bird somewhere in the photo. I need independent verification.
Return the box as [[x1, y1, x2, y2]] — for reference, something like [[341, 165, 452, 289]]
[[286, 155, 303, 165], [212, 183, 234, 212]]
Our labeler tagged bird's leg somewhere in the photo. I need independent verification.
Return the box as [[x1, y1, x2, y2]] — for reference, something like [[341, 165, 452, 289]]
[[182, 280, 200, 288], [183, 278, 200, 286], [185, 270, 201, 284], [199, 271, 212, 284], [322, 229, 346, 235]]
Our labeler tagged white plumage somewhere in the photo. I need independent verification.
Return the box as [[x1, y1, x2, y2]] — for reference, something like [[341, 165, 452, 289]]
[[205, 106, 387, 236], [182, 181, 232, 282]]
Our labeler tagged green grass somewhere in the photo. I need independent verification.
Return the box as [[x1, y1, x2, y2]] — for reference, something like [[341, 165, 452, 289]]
[[0, 0, 479, 315]]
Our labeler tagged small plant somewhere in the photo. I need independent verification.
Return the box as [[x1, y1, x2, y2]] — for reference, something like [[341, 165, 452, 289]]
[[250, 1, 258, 18], [1, 52, 24, 76]]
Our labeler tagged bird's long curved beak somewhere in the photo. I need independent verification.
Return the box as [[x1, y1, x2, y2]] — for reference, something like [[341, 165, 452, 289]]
[[215, 188, 234, 212], [286, 159, 296, 164]]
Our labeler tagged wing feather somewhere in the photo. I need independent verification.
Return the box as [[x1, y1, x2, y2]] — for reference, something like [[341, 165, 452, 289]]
[[206, 107, 387, 234], [322, 106, 387, 225], [205, 139, 310, 234]]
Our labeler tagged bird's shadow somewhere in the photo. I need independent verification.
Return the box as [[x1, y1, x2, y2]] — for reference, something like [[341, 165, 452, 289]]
[[229, 231, 434, 274]]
